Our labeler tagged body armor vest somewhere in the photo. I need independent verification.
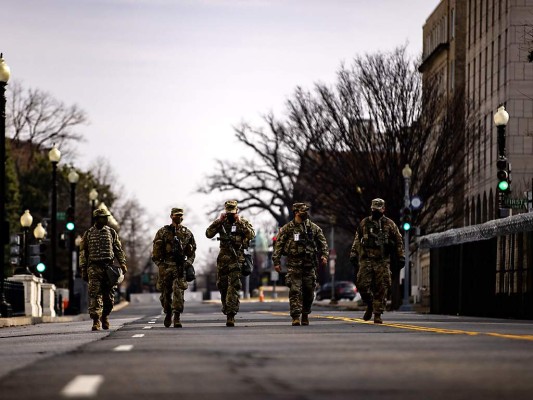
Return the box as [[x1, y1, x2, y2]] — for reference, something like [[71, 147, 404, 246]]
[[87, 226, 115, 263]]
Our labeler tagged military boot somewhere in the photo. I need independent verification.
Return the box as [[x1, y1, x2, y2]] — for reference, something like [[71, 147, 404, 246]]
[[291, 316, 301, 326], [173, 312, 182, 328], [226, 313, 235, 327], [301, 314, 309, 326], [91, 317, 101, 331], [164, 311, 172, 328], [373, 313, 383, 324], [363, 303, 373, 321], [101, 315, 110, 330]]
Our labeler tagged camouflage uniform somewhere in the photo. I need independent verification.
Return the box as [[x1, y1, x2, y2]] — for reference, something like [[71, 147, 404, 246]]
[[80, 209, 127, 330], [272, 203, 328, 324], [350, 198, 404, 323], [205, 200, 255, 325], [152, 208, 196, 323]]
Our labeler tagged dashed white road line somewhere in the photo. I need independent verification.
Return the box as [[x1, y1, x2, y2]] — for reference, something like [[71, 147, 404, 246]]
[[113, 345, 134, 352], [142, 326, 152, 329], [148, 321, 156, 324], [61, 375, 104, 397], [132, 334, 145, 338]]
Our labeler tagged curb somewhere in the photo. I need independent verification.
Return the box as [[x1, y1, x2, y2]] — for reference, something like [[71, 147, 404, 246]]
[[0, 301, 129, 328]]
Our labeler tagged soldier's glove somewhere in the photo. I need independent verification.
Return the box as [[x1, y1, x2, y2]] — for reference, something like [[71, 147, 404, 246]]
[[120, 264, 128, 273], [184, 262, 196, 282]]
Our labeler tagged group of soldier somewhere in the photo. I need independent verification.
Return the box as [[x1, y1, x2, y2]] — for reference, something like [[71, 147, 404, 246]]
[[79, 197, 404, 331]]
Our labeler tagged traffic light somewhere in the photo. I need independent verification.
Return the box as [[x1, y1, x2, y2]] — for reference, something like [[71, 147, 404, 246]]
[[65, 206, 75, 231], [400, 207, 412, 232], [496, 157, 511, 193], [32, 242, 48, 274], [9, 234, 21, 266]]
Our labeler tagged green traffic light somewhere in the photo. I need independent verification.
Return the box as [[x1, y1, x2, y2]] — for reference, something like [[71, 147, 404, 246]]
[[66, 222, 75, 231], [498, 180, 509, 191], [402, 222, 411, 231], [36, 262, 46, 273]]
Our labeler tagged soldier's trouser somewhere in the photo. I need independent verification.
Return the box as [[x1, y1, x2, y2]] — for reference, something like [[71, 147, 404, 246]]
[[286, 263, 316, 318], [157, 264, 187, 314], [88, 263, 115, 319], [217, 263, 242, 315], [357, 259, 391, 314]]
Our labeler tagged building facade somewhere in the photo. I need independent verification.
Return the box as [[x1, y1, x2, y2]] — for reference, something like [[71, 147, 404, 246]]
[[421, 0, 533, 224], [418, 0, 533, 316]]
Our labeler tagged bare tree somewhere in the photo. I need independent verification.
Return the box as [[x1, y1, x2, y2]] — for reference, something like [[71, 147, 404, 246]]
[[6, 81, 88, 163], [115, 197, 152, 277], [287, 47, 475, 233], [199, 115, 302, 227], [200, 47, 476, 239]]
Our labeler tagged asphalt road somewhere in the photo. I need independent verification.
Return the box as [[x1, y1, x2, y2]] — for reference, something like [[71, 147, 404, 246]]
[[1, 300, 533, 400]]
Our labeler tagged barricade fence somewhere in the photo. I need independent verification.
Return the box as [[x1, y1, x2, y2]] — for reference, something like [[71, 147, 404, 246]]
[[419, 213, 533, 319]]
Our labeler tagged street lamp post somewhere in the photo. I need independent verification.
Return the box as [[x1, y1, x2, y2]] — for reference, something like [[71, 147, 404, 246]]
[[16, 210, 33, 275], [400, 164, 413, 311], [494, 105, 510, 218], [65, 168, 79, 315], [33, 222, 46, 277], [48, 145, 61, 283], [0, 53, 12, 317], [89, 189, 98, 225]]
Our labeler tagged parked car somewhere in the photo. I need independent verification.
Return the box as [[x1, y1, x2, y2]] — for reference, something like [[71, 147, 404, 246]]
[[315, 281, 358, 301]]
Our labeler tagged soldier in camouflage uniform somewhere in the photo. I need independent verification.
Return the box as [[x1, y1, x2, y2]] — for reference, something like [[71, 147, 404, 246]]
[[205, 200, 255, 327], [152, 207, 197, 328], [273, 203, 328, 326], [80, 208, 127, 331], [350, 198, 404, 324]]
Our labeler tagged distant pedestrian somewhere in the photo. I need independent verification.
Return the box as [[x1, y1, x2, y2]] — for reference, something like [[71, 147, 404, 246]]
[[152, 208, 197, 328], [349, 198, 404, 324], [80, 208, 127, 331], [206, 200, 255, 327], [273, 202, 328, 326]]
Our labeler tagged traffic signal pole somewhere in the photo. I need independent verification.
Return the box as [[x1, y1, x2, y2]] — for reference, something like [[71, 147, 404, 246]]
[[494, 106, 510, 218], [400, 165, 412, 311]]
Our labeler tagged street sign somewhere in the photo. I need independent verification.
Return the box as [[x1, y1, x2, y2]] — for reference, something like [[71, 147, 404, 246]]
[[503, 198, 527, 209], [57, 211, 66, 221]]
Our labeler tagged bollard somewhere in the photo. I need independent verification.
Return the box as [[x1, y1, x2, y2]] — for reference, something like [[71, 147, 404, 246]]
[[259, 287, 264, 302]]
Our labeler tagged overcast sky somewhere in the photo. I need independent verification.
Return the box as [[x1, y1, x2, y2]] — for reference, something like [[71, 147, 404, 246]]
[[2, 0, 440, 264]]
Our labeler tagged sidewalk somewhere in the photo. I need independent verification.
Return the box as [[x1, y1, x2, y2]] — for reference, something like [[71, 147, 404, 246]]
[[0, 301, 129, 328]]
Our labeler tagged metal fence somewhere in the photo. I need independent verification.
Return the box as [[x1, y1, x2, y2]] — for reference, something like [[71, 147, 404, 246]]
[[419, 213, 533, 319], [4, 280, 25, 316]]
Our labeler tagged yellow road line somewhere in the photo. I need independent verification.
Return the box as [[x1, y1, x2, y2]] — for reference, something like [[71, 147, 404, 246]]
[[259, 311, 533, 342]]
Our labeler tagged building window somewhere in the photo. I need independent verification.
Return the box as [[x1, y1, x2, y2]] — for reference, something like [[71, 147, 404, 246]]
[[490, 41, 494, 94], [484, 46, 488, 100], [450, 60, 455, 91], [473, 58, 477, 104], [478, 51, 482, 106], [450, 8, 456, 39], [474, 0, 477, 44], [496, 35, 502, 90], [480, 0, 484, 39]]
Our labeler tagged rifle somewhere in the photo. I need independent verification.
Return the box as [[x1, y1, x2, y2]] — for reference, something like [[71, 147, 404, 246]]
[[173, 235, 195, 282], [220, 224, 253, 276], [303, 220, 320, 270], [172, 236, 186, 265]]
